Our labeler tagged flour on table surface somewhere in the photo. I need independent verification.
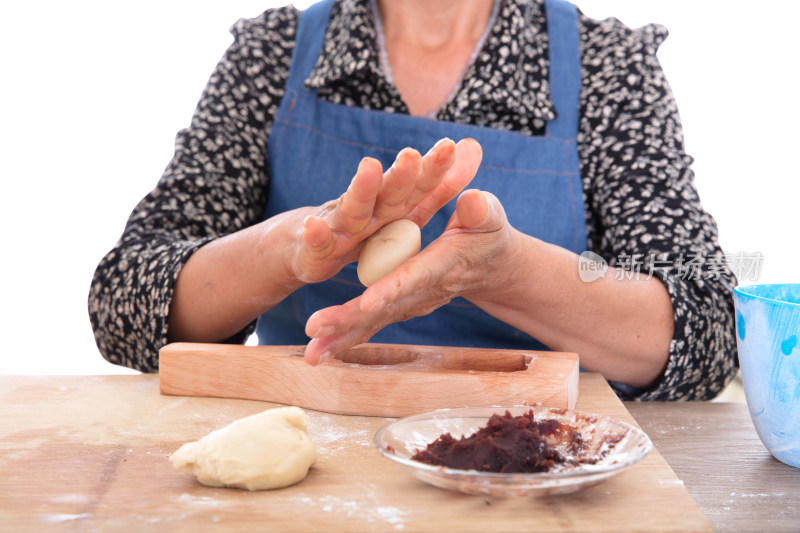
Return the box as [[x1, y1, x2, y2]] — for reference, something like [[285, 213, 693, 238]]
[[177, 493, 224, 507], [308, 415, 372, 454], [42, 513, 91, 523], [48, 493, 90, 504], [157, 397, 188, 416], [288, 490, 409, 530]]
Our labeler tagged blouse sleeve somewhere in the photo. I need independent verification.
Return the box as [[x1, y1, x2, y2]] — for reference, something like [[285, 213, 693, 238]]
[[577, 16, 738, 400], [87, 8, 299, 372]]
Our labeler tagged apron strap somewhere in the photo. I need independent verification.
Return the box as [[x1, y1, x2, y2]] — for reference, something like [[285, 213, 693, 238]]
[[285, 0, 335, 92], [544, 0, 581, 140]]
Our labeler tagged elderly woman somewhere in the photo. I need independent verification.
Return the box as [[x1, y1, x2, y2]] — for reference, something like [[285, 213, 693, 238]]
[[89, 0, 737, 400]]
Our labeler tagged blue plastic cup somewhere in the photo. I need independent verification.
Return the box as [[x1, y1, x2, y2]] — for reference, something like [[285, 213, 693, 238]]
[[733, 284, 800, 468]]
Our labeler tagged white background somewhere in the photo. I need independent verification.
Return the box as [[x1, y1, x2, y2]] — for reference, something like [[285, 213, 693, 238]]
[[1, 1, 798, 375]]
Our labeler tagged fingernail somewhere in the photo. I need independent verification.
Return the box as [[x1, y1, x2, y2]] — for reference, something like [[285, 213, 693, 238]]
[[312, 325, 336, 338], [427, 138, 449, 155], [368, 298, 386, 313], [319, 351, 331, 363]]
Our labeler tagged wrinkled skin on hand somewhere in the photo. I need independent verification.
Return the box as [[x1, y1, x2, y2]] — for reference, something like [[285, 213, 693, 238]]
[[304, 187, 522, 365], [285, 138, 483, 286]]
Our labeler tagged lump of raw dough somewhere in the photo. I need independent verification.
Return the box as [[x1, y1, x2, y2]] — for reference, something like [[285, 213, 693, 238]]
[[357, 219, 421, 287], [169, 406, 316, 491]]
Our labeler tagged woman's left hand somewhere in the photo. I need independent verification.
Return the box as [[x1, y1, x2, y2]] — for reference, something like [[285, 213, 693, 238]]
[[303, 189, 522, 365]]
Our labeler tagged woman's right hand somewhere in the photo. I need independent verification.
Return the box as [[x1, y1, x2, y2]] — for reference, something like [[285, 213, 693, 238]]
[[283, 137, 483, 285]]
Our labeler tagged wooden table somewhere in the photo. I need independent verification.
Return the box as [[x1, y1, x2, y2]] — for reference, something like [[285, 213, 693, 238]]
[[624, 402, 800, 532], [0, 373, 793, 532]]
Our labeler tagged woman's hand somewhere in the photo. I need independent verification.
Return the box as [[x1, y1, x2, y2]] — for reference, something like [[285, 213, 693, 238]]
[[168, 137, 481, 345], [304, 185, 674, 387], [303, 189, 520, 365], [284, 138, 483, 285]]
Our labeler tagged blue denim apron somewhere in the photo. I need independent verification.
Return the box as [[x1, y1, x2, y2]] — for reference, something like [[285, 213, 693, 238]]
[[256, 0, 587, 350]]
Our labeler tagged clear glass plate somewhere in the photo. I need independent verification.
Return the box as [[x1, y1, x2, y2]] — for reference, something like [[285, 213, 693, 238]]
[[374, 406, 652, 497]]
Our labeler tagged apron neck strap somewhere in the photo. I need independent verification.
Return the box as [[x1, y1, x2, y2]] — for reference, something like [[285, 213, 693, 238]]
[[286, 0, 336, 91], [544, 0, 581, 139]]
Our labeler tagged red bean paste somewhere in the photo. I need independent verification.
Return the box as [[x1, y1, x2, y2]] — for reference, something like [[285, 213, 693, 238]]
[[411, 410, 591, 473]]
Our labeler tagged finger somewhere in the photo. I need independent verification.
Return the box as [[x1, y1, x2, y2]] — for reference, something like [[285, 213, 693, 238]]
[[359, 253, 441, 313], [309, 327, 382, 365], [405, 138, 456, 207], [305, 330, 367, 366], [454, 189, 490, 229], [301, 215, 335, 258], [452, 189, 507, 234], [306, 256, 452, 362], [372, 148, 422, 219], [304, 335, 343, 366], [308, 289, 400, 340], [334, 157, 383, 235], [409, 138, 482, 227], [306, 295, 408, 364], [305, 301, 372, 365], [309, 266, 447, 356], [306, 305, 341, 340]]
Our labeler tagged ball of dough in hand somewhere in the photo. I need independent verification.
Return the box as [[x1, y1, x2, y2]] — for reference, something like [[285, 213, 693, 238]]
[[357, 219, 421, 287], [169, 406, 316, 491]]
